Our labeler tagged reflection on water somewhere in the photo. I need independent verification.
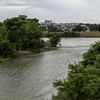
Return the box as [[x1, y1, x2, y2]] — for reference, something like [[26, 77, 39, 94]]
[[0, 38, 100, 100]]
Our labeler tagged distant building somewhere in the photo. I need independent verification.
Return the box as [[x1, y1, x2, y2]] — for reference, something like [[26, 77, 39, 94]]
[[40, 20, 80, 31], [45, 20, 52, 24]]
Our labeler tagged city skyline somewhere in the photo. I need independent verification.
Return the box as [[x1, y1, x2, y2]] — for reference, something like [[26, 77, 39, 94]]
[[0, 0, 100, 23]]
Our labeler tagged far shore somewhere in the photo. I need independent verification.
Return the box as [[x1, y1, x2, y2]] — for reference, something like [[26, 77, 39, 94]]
[[43, 31, 100, 37], [80, 32, 100, 37]]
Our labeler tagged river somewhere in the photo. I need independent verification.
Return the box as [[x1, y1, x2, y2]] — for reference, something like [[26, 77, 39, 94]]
[[0, 38, 100, 100]]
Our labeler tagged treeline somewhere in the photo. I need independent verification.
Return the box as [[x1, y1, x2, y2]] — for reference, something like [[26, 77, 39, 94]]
[[72, 24, 87, 32], [89, 24, 100, 31], [73, 23, 100, 32], [45, 31, 80, 37], [52, 41, 100, 100], [0, 15, 45, 58], [39, 25, 64, 32]]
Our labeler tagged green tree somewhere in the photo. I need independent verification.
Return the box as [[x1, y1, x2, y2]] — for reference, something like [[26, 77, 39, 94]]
[[4, 16, 45, 51], [89, 24, 100, 32], [4, 17, 27, 50], [24, 20, 45, 50], [47, 25, 62, 32], [52, 63, 100, 100], [39, 26, 46, 31], [48, 33, 61, 47], [46, 32, 53, 37], [62, 31, 80, 37], [19, 15, 27, 19], [72, 25, 84, 32], [81, 41, 100, 66], [0, 26, 16, 58], [0, 40, 16, 58]]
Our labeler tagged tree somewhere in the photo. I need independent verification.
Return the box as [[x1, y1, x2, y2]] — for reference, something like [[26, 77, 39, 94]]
[[24, 20, 45, 50], [48, 33, 61, 47], [81, 41, 100, 66], [62, 31, 80, 37], [52, 63, 100, 100], [4, 16, 45, 51], [72, 25, 84, 32], [0, 26, 16, 58], [89, 24, 100, 32], [39, 26, 46, 31], [47, 25, 62, 32], [19, 15, 27, 19], [0, 40, 16, 58], [4, 17, 28, 50]]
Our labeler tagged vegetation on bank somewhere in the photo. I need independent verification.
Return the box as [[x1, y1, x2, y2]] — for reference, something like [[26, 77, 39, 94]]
[[44, 31, 80, 37], [0, 15, 61, 61], [52, 41, 100, 100], [39, 25, 64, 32], [45, 31, 100, 37], [0, 15, 44, 60], [47, 33, 61, 47]]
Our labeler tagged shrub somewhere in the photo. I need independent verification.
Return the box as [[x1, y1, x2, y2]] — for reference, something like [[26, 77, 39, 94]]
[[81, 41, 100, 66]]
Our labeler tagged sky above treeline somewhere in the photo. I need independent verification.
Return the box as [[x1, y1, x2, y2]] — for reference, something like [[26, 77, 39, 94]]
[[0, 0, 100, 23]]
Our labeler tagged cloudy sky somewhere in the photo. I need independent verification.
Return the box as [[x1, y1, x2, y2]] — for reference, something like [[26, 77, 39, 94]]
[[0, 0, 100, 23]]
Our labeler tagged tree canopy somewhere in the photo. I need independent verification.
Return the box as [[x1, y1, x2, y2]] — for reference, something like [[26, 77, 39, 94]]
[[48, 33, 61, 47], [72, 25, 87, 32], [0, 15, 45, 58]]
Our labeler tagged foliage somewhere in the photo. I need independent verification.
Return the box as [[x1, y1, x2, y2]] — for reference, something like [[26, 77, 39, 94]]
[[81, 41, 100, 66], [39, 26, 46, 31], [3, 16, 45, 51], [94, 54, 100, 69], [52, 40, 100, 100], [0, 24, 17, 58], [0, 24, 7, 35], [47, 25, 63, 32], [44, 31, 80, 37], [72, 25, 87, 32], [48, 33, 61, 47], [22, 20, 45, 50], [89, 24, 100, 32], [0, 40, 16, 58], [52, 63, 100, 100], [0, 15, 45, 58], [62, 31, 80, 37], [46, 32, 53, 37], [4, 17, 27, 50]]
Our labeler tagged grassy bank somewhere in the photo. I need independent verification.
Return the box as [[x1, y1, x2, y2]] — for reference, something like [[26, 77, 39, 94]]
[[80, 32, 100, 37]]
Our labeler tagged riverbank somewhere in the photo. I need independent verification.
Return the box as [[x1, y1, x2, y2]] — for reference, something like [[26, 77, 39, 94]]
[[0, 46, 57, 62], [43, 31, 100, 37]]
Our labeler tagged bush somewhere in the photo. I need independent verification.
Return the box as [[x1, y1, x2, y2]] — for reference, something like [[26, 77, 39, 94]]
[[81, 41, 100, 66], [52, 63, 100, 100], [46, 32, 53, 37], [48, 33, 61, 47], [0, 40, 16, 58], [62, 31, 80, 37]]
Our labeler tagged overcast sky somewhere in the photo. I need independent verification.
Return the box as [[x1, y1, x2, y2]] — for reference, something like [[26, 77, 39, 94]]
[[0, 0, 100, 23]]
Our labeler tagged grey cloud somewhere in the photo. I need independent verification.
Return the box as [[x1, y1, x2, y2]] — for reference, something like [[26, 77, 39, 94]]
[[0, 0, 100, 23]]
